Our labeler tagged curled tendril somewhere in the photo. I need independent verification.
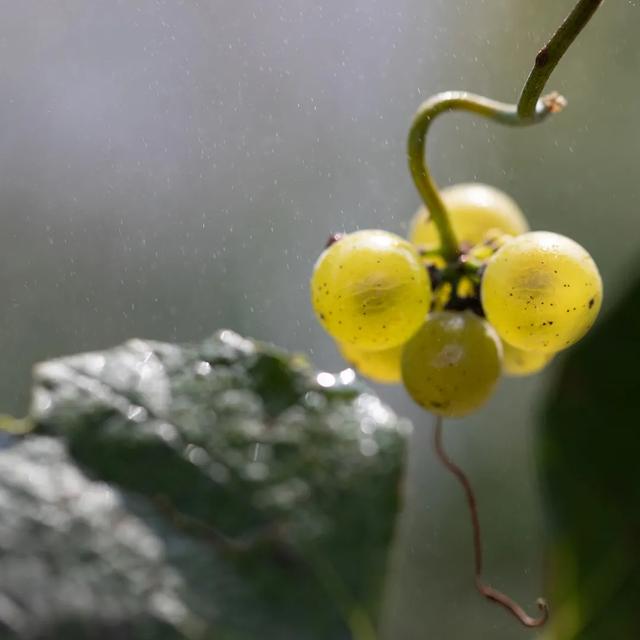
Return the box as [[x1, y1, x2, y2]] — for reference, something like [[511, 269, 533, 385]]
[[433, 417, 548, 628]]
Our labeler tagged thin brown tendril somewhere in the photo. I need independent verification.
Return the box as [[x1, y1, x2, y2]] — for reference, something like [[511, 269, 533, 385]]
[[432, 417, 549, 628]]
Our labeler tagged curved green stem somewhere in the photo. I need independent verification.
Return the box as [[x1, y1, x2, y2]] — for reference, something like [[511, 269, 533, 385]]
[[408, 94, 554, 261], [408, 0, 605, 262]]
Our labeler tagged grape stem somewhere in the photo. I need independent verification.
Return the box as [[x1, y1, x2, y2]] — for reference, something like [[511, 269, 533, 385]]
[[432, 417, 549, 628], [408, 0, 605, 262]]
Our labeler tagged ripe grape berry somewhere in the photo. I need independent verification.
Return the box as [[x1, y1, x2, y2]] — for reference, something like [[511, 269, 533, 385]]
[[481, 231, 602, 353], [337, 341, 403, 384], [402, 311, 502, 417], [311, 230, 431, 350], [501, 341, 554, 377], [410, 183, 529, 248]]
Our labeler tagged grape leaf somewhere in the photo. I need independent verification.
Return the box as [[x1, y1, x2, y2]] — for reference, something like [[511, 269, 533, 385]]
[[0, 330, 410, 639]]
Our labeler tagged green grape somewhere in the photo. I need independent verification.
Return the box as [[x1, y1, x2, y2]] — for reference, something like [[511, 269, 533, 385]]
[[481, 231, 602, 353], [311, 230, 431, 349], [502, 340, 554, 377], [409, 183, 529, 247], [338, 341, 403, 384], [401, 311, 502, 417]]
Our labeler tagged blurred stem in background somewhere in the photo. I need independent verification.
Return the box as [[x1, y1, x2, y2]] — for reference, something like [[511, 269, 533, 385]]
[[407, 0, 604, 262]]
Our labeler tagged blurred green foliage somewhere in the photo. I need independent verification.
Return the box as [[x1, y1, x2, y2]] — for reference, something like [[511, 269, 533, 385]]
[[540, 274, 640, 639]]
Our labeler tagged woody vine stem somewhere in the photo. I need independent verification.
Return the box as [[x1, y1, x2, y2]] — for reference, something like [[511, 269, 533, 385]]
[[415, 0, 606, 629]]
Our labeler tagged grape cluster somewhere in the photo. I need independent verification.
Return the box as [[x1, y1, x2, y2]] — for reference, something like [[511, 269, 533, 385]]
[[311, 183, 602, 418]]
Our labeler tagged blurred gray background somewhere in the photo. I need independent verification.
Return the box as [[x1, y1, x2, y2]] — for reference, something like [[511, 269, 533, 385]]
[[0, 1, 637, 638]]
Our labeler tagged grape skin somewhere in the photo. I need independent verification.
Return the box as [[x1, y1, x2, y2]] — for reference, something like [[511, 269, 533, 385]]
[[481, 231, 602, 353], [338, 341, 403, 384], [311, 230, 431, 350], [401, 311, 502, 417], [502, 341, 554, 377], [409, 183, 529, 248]]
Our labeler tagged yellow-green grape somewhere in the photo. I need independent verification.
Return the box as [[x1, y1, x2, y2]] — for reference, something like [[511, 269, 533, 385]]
[[502, 341, 554, 377], [409, 183, 529, 247], [481, 231, 602, 353], [338, 341, 403, 384], [311, 230, 431, 350], [401, 311, 502, 418]]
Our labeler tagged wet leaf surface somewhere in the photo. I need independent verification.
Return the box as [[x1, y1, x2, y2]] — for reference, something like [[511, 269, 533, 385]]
[[1, 331, 409, 639]]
